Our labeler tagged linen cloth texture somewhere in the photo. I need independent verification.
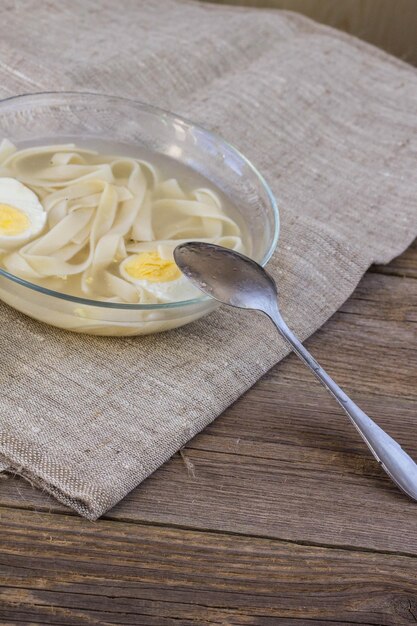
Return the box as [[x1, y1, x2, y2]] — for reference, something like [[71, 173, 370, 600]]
[[0, 0, 416, 519]]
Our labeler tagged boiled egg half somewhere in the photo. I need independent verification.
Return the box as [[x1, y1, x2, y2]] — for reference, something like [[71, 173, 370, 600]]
[[120, 251, 200, 302], [0, 178, 46, 251]]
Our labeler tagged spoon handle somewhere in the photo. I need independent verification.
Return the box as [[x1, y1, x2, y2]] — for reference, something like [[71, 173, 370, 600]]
[[267, 308, 417, 501]]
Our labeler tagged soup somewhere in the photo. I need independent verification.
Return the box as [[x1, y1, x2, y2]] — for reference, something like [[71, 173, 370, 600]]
[[0, 139, 248, 305]]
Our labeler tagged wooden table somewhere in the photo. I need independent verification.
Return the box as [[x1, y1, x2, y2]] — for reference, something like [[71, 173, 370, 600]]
[[1, 240, 417, 625]]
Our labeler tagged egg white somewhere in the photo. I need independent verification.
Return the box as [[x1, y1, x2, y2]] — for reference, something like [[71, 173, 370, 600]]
[[0, 177, 46, 251], [119, 254, 201, 303]]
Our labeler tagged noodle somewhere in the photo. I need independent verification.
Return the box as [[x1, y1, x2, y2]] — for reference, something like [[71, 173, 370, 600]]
[[0, 140, 245, 304]]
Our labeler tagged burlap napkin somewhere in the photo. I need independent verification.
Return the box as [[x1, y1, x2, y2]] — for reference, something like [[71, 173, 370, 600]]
[[0, 0, 416, 519]]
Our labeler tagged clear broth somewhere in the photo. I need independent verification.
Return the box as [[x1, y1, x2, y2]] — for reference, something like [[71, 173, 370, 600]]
[[1, 138, 251, 301]]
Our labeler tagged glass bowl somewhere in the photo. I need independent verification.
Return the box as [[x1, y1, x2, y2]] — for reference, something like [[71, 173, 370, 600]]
[[0, 92, 279, 336]]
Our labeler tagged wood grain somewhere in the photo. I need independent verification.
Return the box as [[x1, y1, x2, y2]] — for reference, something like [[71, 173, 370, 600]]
[[1, 240, 416, 623], [1, 507, 417, 625], [374, 239, 417, 279]]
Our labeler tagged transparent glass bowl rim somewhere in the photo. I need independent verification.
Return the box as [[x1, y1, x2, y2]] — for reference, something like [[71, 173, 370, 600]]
[[0, 90, 280, 310]]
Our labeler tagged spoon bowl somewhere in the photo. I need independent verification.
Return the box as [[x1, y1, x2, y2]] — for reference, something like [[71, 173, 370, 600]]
[[174, 241, 277, 312]]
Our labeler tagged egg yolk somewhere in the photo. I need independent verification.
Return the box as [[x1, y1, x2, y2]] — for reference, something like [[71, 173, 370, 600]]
[[123, 251, 181, 282], [0, 204, 29, 236]]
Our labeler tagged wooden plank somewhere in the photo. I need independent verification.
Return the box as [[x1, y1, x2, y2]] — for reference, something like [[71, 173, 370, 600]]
[[1, 507, 417, 625], [373, 238, 417, 279], [1, 265, 416, 556]]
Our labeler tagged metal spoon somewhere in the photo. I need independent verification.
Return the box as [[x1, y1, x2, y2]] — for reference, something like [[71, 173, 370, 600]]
[[174, 241, 417, 501]]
